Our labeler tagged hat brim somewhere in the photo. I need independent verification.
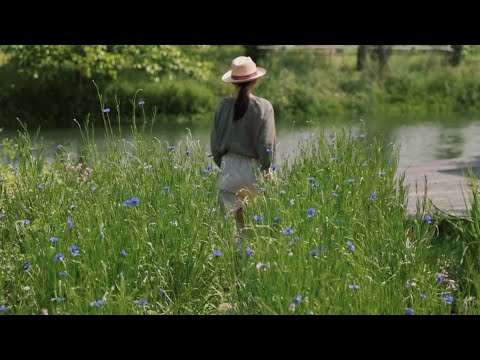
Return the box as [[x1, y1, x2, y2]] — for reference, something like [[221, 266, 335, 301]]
[[221, 67, 267, 83]]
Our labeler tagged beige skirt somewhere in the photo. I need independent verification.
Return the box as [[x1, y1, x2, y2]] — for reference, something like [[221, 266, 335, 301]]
[[217, 153, 262, 213]]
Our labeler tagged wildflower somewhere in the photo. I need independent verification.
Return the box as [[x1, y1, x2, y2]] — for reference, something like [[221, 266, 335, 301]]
[[266, 148, 273, 152], [331, 191, 339, 197], [204, 164, 212, 173], [138, 100, 145, 105], [349, 285, 360, 290], [420, 294, 427, 299], [67, 218, 73, 229], [50, 237, 59, 243], [347, 241, 355, 252], [246, 246, 252, 257], [124, 197, 139, 207], [159, 289, 164, 296], [279, 190, 286, 195], [303, 135, 310, 141], [311, 248, 319, 257], [23, 262, 31, 270], [144, 164, 152, 169], [259, 188, 265, 193], [307, 177, 315, 182], [22, 219, 30, 225], [290, 199, 295, 206], [307, 208, 315, 217], [283, 227, 294, 235], [292, 294, 302, 305], [378, 171, 386, 176], [312, 182, 319, 188], [406, 281, 417, 288], [120, 250, 127, 256], [58, 271, 67, 277], [0, 214, 4, 219], [54, 253, 64, 262], [37, 184, 44, 189], [69, 245, 79, 256], [213, 250, 222, 257], [54, 297, 66, 302], [331, 157, 337, 161], [443, 294, 454, 305], [436, 274, 443, 283], [256, 263, 268, 270], [103, 108, 110, 113], [90, 300, 104, 307], [167, 146, 176, 151], [210, 208, 217, 214], [270, 164, 277, 170], [355, 134, 366, 139], [405, 308, 414, 315], [370, 192, 377, 201], [135, 299, 148, 306], [273, 216, 281, 223], [163, 186, 170, 191], [186, 149, 192, 155], [347, 178, 355, 184], [253, 215, 264, 222], [0, 306, 10, 312], [425, 215, 432, 224], [55, 144, 62, 150]]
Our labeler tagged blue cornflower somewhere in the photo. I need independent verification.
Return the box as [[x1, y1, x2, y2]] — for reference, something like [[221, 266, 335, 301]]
[[69, 245, 79, 256], [355, 134, 366, 139], [331, 157, 338, 161], [273, 217, 281, 223], [280, 180, 288, 186], [436, 274, 443, 283], [120, 250, 127, 256], [163, 186, 170, 191], [54, 253, 64, 262], [129, 197, 139, 207], [90, 300, 104, 307], [425, 215, 432, 224], [22, 219, 30, 225], [311, 247, 320, 257], [347, 178, 355, 184], [50, 237, 59, 243], [159, 289, 164, 296], [331, 191, 339, 197], [405, 308, 414, 315], [443, 295, 454, 305], [186, 149, 192, 155], [23, 262, 31, 270], [270, 164, 277, 170], [266, 148, 273, 152], [370, 192, 377, 201], [138, 100, 145, 105], [55, 144, 62, 150], [204, 164, 212, 173], [136, 299, 148, 306], [283, 227, 294, 235], [420, 294, 427, 299], [67, 218, 73, 229], [103, 108, 110, 113], [292, 294, 302, 305], [259, 188, 265, 193], [256, 263, 268, 270], [37, 184, 44, 189], [253, 215, 264, 222], [378, 171, 386, 176], [307, 208, 315, 217], [303, 135, 310, 141], [347, 241, 355, 252], [54, 297, 66, 302], [312, 182, 319, 188], [246, 246, 252, 257], [307, 177, 315, 182], [213, 250, 222, 257], [58, 271, 67, 277], [0, 306, 10, 312], [349, 285, 360, 290]]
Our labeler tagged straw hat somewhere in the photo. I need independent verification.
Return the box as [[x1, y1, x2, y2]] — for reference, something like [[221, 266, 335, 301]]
[[221, 56, 267, 83]]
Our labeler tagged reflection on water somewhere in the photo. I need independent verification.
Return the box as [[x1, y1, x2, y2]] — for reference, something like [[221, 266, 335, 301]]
[[1, 118, 480, 169]]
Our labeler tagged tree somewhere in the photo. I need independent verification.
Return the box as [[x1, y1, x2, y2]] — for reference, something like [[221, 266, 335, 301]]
[[243, 45, 265, 62], [356, 45, 368, 71], [450, 45, 464, 67]]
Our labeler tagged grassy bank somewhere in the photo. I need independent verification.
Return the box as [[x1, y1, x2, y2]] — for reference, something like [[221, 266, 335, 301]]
[[1, 109, 479, 314], [2, 46, 480, 129]]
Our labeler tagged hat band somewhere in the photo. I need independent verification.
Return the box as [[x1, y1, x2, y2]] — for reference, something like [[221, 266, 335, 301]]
[[231, 71, 258, 81]]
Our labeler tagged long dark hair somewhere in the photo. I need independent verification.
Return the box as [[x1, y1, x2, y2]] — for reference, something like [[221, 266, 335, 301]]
[[233, 80, 256, 122]]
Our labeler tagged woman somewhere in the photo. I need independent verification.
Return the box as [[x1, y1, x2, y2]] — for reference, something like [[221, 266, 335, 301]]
[[210, 56, 276, 232]]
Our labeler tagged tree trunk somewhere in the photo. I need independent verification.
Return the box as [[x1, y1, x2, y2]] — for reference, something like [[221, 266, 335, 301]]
[[450, 45, 464, 67], [356, 45, 368, 71]]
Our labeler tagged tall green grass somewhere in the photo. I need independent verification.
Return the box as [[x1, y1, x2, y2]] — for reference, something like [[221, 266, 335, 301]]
[[0, 105, 479, 314]]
